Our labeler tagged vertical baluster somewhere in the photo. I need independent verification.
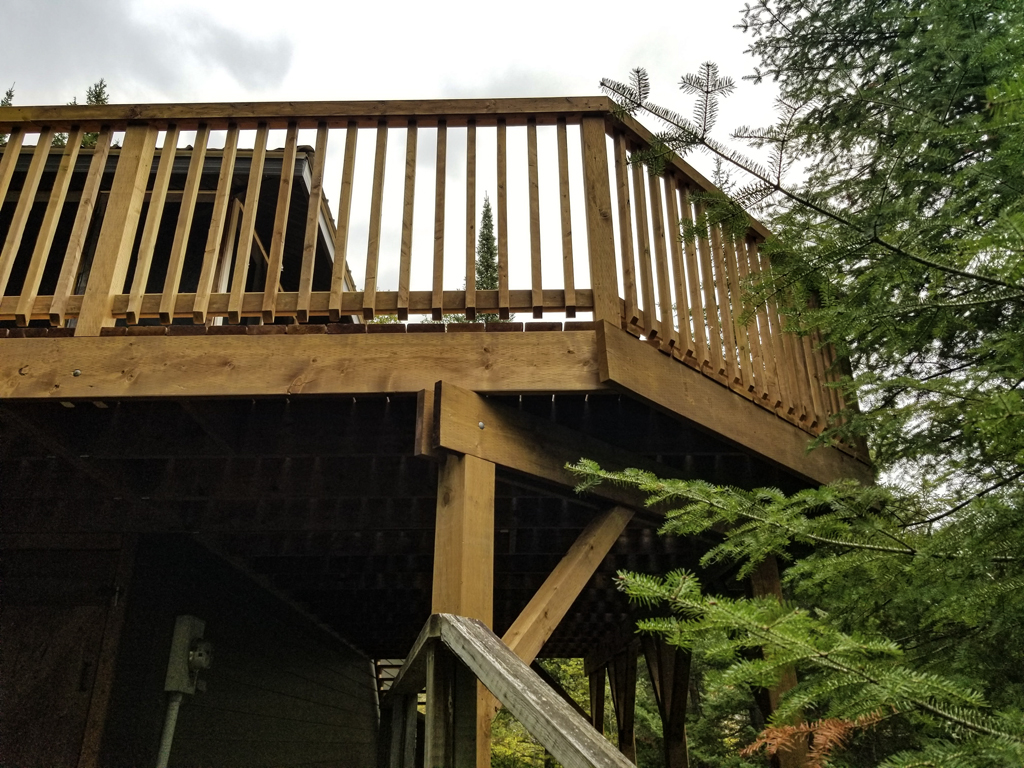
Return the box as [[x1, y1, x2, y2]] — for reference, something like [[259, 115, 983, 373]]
[[747, 239, 784, 411], [193, 125, 240, 324], [159, 124, 210, 323], [0, 127, 26, 212], [799, 333, 825, 430], [295, 122, 328, 323], [431, 120, 446, 321], [496, 118, 510, 319], [736, 235, 772, 405], [329, 122, 358, 322], [648, 169, 675, 349], [262, 122, 298, 323], [361, 121, 389, 321], [709, 222, 740, 386], [679, 187, 709, 368], [556, 118, 576, 318], [612, 132, 638, 328], [665, 174, 696, 362], [229, 123, 268, 324], [464, 120, 476, 321], [76, 124, 159, 336], [16, 128, 82, 325], [50, 127, 111, 326], [722, 231, 753, 393], [399, 120, 418, 321], [211, 198, 243, 321], [0, 128, 55, 298], [693, 202, 725, 376], [756, 242, 803, 421], [527, 118, 543, 318], [630, 154, 657, 339], [127, 126, 179, 324]]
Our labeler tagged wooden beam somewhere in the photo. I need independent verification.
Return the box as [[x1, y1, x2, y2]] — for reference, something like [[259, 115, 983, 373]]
[[589, 669, 606, 733], [432, 453, 495, 623], [750, 555, 806, 768], [432, 452, 495, 768], [503, 506, 633, 663], [430, 380, 678, 512], [641, 635, 691, 768], [596, 320, 873, 486], [607, 642, 638, 762], [0, 332, 605, 400]]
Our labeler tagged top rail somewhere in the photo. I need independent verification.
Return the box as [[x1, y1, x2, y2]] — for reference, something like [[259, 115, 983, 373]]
[[0, 96, 618, 131]]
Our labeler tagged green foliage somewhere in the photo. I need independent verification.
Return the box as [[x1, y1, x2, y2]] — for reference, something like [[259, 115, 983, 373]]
[[593, 1, 1024, 763], [1, 83, 14, 147]]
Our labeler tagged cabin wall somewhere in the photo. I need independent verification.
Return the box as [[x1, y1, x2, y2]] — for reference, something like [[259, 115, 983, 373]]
[[99, 535, 379, 768]]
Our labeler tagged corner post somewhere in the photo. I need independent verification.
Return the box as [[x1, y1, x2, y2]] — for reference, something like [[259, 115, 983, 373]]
[[750, 555, 807, 768], [608, 642, 638, 762], [580, 115, 622, 326], [76, 124, 158, 336]]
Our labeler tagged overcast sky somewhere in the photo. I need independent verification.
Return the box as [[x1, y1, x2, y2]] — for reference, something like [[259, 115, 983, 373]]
[[2, 0, 778, 157]]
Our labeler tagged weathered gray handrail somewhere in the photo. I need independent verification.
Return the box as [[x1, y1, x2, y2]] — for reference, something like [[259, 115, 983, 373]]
[[384, 613, 633, 768]]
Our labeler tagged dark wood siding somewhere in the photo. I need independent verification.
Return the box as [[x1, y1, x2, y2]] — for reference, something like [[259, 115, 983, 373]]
[[100, 535, 378, 768]]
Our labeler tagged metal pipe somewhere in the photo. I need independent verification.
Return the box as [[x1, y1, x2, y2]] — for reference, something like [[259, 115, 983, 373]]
[[155, 691, 184, 768]]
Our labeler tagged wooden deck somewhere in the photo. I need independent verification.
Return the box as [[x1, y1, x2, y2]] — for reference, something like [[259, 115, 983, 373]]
[[0, 97, 870, 768]]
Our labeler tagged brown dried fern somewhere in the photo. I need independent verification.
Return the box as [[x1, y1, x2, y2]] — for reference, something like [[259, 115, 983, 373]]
[[741, 712, 885, 768]]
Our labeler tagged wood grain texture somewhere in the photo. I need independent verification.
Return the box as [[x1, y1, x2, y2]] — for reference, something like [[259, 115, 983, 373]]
[[16, 130, 82, 326], [431, 380, 671, 512], [432, 452, 494, 625], [76, 124, 158, 336], [596, 320, 873, 486], [0, 331, 605, 400], [580, 117, 620, 326]]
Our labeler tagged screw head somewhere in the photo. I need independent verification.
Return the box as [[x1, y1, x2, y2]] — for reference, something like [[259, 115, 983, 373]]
[[72, 369, 82, 377], [478, 421, 485, 430]]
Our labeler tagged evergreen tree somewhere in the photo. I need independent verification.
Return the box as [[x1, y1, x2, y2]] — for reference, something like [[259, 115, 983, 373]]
[[53, 78, 110, 148], [592, 0, 1024, 764], [0, 84, 14, 147], [473, 193, 506, 324]]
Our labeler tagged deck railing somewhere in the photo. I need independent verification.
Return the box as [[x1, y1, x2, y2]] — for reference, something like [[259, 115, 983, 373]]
[[0, 98, 845, 435]]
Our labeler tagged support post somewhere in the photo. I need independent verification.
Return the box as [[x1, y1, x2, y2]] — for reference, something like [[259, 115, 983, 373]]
[[580, 115, 621, 326], [750, 555, 807, 768], [384, 694, 418, 768], [432, 452, 495, 768], [608, 642, 638, 762], [424, 644, 478, 768], [589, 668, 606, 734], [76, 125, 158, 336], [642, 635, 691, 768]]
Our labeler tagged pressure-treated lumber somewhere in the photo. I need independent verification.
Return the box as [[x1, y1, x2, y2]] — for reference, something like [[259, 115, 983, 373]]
[[595, 320, 873, 486], [429, 380, 676, 512], [580, 116, 621, 326], [432, 452, 495, 768], [76, 124, 158, 336], [502, 505, 634, 662], [432, 452, 494, 624], [0, 331, 604, 400]]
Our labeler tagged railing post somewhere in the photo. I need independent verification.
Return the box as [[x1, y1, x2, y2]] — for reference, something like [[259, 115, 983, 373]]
[[76, 124, 158, 336], [580, 115, 622, 326]]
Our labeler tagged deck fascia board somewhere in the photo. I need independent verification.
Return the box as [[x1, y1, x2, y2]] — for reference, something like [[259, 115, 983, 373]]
[[596, 321, 873, 486], [0, 331, 606, 399]]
